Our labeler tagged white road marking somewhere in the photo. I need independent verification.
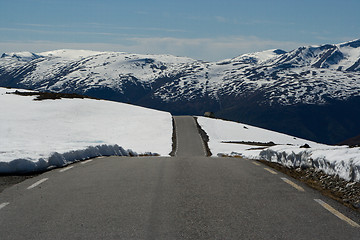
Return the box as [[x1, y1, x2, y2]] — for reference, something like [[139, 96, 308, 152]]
[[27, 178, 48, 190], [200, 138, 207, 156], [59, 166, 74, 172], [281, 177, 305, 192], [314, 199, 360, 228], [81, 159, 93, 164], [0, 202, 10, 210], [264, 167, 278, 175]]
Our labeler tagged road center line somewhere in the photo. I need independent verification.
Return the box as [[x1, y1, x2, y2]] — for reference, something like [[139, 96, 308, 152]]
[[59, 166, 74, 172], [0, 202, 10, 210], [27, 178, 48, 190], [281, 177, 305, 192], [252, 161, 261, 166], [81, 159, 93, 164], [314, 199, 360, 228], [264, 168, 278, 174]]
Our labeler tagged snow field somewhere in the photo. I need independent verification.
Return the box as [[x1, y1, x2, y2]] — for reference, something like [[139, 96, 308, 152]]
[[0, 88, 172, 174], [197, 117, 360, 182]]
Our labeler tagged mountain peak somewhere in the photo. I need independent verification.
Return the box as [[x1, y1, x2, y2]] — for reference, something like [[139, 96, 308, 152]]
[[272, 49, 287, 55], [39, 49, 105, 59], [1, 52, 42, 61], [228, 48, 286, 65], [339, 38, 360, 48]]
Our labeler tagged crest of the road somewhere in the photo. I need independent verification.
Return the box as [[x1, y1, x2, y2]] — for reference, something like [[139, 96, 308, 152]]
[[0, 116, 359, 239], [173, 116, 207, 157]]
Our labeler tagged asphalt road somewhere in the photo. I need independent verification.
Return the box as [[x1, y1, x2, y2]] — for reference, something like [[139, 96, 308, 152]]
[[173, 116, 206, 157], [0, 116, 359, 239]]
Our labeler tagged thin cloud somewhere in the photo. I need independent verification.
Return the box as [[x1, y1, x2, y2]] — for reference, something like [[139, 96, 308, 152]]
[[0, 27, 140, 37], [234, 19, 295, 26], [215, 16, 227, 23], [86, 23, 188, 33], [125, 36, 305, 60], [16, 23, 69, 28], [185, 15, 294, 26], [135, 11, 149, 15], [10, 23, 188, 34], [0, 36, 305, 61]]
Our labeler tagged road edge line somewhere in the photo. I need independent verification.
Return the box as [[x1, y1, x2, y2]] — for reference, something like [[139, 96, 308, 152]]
[[264, 167, 278, 174], [0, 202, 10, 210], [81, 159, 93, 164], [281, 177, 305, 192], [27, 178, 48, 190], [314, 199, 360, 228], [59, 166, 74, 173]]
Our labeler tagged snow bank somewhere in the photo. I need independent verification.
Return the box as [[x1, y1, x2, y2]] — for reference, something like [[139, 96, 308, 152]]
[[0, 145, 147, 174], [0, 88, 172, 174], [198, 117, 360, 182], [259, 146, 360, 182]]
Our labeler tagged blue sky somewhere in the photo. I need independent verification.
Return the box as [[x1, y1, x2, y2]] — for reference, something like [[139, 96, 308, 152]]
[[1, 0, 359, 61]]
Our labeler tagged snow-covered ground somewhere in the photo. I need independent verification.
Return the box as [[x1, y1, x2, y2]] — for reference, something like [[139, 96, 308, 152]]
[[198, 117, 360, 182], [0, 88, 172, 174], [2, 85, 359, 182]]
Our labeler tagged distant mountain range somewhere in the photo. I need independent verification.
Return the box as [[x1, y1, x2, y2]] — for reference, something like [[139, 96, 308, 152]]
[[1, 39, 360, 144]]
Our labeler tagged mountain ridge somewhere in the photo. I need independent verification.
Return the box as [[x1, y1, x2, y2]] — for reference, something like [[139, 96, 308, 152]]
[[1, 39, 360, 144]]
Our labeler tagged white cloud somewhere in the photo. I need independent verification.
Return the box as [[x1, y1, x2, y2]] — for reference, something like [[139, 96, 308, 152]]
[[215, 16, 227, 23], [0, 36, 305, 61], [122, 36, 305, 60]]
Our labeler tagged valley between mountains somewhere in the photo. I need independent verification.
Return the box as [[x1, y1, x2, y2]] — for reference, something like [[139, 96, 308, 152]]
[[1, 39, 360, 144]]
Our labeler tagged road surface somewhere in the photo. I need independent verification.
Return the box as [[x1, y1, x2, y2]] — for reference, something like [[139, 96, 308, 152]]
[[173, 116, 206, 157], [0, 116, 359, 239]]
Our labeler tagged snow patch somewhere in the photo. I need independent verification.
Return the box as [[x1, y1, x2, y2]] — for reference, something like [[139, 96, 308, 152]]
[[0, 87, 172, 174], [198, 117, 360, 182]]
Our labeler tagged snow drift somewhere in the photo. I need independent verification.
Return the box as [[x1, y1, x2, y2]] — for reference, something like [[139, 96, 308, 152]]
[[198, 117, 360, 182], [0, 88, 172, 174]]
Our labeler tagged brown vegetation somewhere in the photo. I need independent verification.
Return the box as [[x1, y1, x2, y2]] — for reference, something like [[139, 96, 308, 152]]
[[9, 90, 99, 101]]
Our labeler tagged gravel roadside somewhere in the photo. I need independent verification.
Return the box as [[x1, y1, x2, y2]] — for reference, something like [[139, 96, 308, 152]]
[[0, 175, 38, 193]]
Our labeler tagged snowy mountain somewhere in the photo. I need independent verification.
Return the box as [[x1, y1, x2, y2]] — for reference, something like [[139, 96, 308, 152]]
[[0, 49, 194, 103], [1, 52, 42, 61], [1, 39, 360, 144]]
